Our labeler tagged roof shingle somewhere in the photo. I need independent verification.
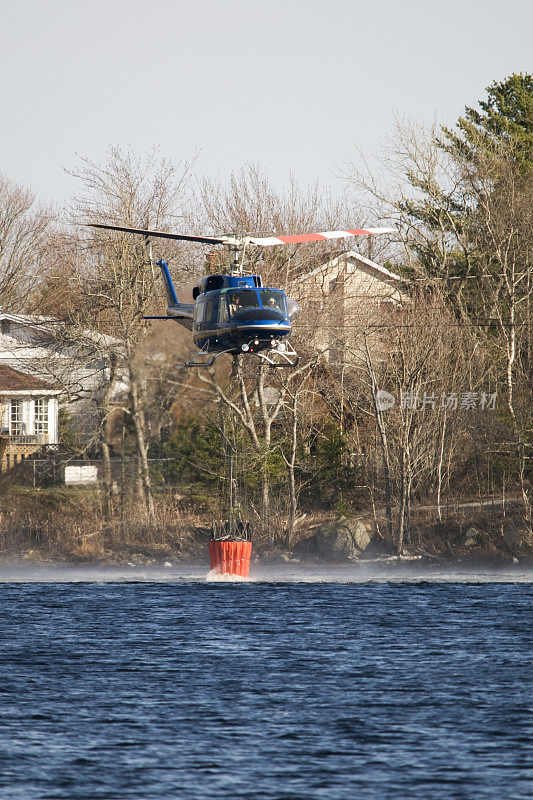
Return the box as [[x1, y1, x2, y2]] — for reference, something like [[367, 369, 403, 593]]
[[0, 365, 56, 392]]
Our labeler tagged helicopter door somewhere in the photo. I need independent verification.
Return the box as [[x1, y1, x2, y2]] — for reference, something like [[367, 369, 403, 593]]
[[204, 298, 214, 328], [193, 296, 208, 331], [218, 295, 229, 324]]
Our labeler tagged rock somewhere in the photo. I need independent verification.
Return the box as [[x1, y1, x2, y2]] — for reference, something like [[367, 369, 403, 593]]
[[502, 520, 533, 552], [163, 561, 172, 567], [315, 517, 372, 562], [293, 534, 319, 557], [434, 521, 461, 538], [461, 526, 479, 548]]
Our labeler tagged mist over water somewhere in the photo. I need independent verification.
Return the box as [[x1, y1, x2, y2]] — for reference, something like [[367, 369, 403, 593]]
[[0, 562, 532, 584], [0, 574, 530, 799]]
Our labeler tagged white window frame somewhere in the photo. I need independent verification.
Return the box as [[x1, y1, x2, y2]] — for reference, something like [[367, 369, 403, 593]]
[[10, 399, 23, 436], [34, 398, 49, 437]]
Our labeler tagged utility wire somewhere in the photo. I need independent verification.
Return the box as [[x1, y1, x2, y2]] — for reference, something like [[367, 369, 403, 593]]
[[295, 321, 530, 330]]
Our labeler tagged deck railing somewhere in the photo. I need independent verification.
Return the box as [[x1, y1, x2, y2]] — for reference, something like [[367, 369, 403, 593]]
[[1, 434, 49, 445]]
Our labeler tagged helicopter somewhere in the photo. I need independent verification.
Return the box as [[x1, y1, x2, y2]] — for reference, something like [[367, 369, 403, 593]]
[[86, 222, 394, 367]]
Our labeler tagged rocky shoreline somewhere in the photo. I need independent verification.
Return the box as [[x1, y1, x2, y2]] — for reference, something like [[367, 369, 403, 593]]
[[0, 487, 531, 568]]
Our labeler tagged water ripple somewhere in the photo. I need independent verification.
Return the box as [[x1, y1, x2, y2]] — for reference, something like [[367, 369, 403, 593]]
[[0, 581, 530, 799]]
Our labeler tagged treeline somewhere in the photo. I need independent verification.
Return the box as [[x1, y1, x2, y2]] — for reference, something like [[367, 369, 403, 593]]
[[1, 74, 531, 556]]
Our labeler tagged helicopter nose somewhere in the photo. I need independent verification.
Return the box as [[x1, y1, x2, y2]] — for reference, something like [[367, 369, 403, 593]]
[[235, 308, 285, 322]]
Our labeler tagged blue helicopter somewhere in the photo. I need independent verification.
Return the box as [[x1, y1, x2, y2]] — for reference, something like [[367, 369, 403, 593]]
[[87, 222, 394, 367]]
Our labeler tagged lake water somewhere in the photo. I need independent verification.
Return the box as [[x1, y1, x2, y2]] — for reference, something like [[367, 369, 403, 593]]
[[0, 566, 531, 799]]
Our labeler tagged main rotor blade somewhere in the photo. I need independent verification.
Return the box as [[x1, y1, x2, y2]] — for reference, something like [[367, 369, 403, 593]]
[[84, 222, 395, 248], [248, 228, 395, 246], [85, 222, 230, 246]]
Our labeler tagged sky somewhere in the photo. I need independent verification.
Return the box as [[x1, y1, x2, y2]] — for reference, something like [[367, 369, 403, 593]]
[[0, 0, 531, 210]]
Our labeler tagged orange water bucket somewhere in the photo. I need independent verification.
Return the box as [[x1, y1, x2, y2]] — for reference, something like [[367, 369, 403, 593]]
[[209, 540, 252, 577]]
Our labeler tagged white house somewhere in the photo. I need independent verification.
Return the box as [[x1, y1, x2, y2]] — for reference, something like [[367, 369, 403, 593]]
[[0, 364, 60, 471], [0, 312, 113, 390], [0, 312, 127, 440]]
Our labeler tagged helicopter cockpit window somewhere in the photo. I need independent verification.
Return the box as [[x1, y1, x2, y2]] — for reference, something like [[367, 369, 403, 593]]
[[193, 296, 206, 323], [286, 297, 301, 321], [218, 296, 229, 323], [205, 276, 224, 292], [227, 290, 260, 317], [259, 290, 287, 315]]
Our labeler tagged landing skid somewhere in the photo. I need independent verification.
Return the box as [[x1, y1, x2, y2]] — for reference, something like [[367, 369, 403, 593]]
[[247, 339, 298, 367], [184, 346, 235, 368], [183, 339, 298, 369]]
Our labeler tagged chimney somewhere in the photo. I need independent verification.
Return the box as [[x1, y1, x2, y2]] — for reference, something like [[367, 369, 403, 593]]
[[206, 250, 221, 273]]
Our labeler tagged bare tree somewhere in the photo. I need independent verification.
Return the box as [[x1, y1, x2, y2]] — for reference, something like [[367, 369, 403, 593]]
[[275, 358, 319, 547], [455, 136, 533, 521], [346, 115, 532, 530], [0, 174, 53, 310], [63, 147, 194, 522], [192, 353, 317, 537], [340, 290, 487, 553], [197, 163, 356, 285]]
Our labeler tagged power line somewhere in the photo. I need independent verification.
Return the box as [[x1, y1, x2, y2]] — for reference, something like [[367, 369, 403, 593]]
[[295, 320, 530, 330], [399, 272, 532, 282]]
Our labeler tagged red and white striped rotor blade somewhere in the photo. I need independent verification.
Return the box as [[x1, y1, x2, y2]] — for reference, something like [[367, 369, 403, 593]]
[[248, 227, 395, 247]]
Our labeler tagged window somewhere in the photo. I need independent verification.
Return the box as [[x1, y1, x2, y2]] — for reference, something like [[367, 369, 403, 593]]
[[218, 296, 229, 323], [227, 290, 260, 317], [205, 298, 214, 323], [259, 290, 287, 315], [10, 400, 23, 436], [205, 276, 224, 292], [34, 398, 48, 436], [286, 297, 301, 321], [194, 296, 206, 324]]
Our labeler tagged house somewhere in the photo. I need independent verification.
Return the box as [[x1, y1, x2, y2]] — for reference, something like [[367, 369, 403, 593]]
[[287, 250, 408, 361], [0, 312, 111, 390], [0, 365, 60, 471], [0, 312, 126, 440]]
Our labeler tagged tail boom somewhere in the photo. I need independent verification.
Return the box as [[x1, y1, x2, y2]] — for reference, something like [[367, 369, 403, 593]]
[[158, 259, 179, 306], [147, 259, 194, 328]]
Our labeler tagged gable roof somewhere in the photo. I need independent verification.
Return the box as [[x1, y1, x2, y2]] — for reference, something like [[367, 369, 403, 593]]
[[0, 311, 118, 349], [0, 364, 58, 393], [0, 312, 55, 327], [288, 250, 405, 288]]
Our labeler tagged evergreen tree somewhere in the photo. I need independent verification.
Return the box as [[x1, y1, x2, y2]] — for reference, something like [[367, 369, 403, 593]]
[[443, 73, 533, 174]]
